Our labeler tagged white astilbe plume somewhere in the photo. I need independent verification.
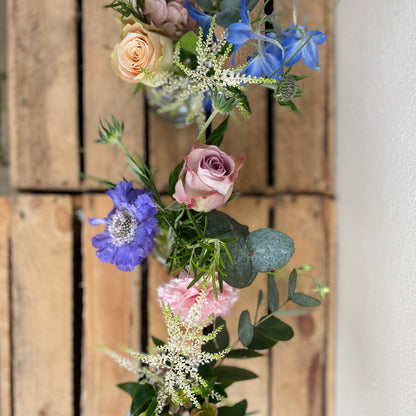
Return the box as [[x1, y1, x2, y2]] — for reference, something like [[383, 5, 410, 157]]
[[148, 19, 277, 122], [131, 286, 230, 415]]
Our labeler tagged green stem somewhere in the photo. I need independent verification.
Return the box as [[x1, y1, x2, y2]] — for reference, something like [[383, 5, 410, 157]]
[[196, 109, 219, 142]]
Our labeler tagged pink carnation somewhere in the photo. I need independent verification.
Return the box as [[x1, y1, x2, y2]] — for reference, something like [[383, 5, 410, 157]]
[[158, 270, 240, 325]]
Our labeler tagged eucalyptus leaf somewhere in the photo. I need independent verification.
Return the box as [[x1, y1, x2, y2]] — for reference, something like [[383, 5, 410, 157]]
[[267, 275, 279, 312], [215, 8, 241, 27], [218, 400, 248, 416], [257, 289, 264, 310], [196, 0, 215, 11], [247, 228, 295, 273], [247, 327, 277, 350], [291, 292, 321, 307], [288, 269, 297, 298], [214, 366, 258, 382], [238, 310, 254, 347], [256, 315, 294, 342]]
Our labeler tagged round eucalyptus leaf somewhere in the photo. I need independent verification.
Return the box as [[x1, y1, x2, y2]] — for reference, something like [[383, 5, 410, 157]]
[[247, 228, 295, 273]]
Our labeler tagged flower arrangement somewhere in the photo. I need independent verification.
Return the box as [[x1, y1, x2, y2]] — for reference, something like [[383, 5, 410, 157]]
[[88, 0, 330, 415]]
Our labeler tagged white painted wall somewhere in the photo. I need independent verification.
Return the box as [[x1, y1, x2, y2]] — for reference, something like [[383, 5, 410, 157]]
[[335, 1, 416, 414]]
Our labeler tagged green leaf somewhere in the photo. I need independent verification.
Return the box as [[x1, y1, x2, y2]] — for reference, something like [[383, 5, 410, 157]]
[[215, 317, 229, 350], [247, 328, 277, 350], [151, 335, 165, 347], [133, 83, 144, 95], [267, 275, 279, 312], [291, 292, 321, 307], [257, 289, 263, 310], [214, 366, 258, 382], [227, 349, 263, 359], [130, 384, 156, 416], [238, 310, 254, 347], [196, 0, 215, 12], [257, 315, 294, 342], [218, 400, 248, 416], [142, 398, 158, 416], [168, 160, 184, 197], [247, 228, 295, 273], [288, 269, 297, 298], [216, 7, 241, 27], [178, 31, 198, 54], [206, 116, 229, 147], [117, 382, 141, 397], [206, 211, 257, 288]]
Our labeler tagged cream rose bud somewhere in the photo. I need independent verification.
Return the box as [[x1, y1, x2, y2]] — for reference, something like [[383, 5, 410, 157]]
[[173, 144, 244, 212], [111, 16, 173, 86]]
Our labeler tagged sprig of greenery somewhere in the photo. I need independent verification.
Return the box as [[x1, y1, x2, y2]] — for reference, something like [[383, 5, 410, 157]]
[[105, 0, 146, 22]]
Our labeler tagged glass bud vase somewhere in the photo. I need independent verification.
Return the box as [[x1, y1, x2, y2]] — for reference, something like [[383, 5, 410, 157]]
[[145, 86, 200, 128]]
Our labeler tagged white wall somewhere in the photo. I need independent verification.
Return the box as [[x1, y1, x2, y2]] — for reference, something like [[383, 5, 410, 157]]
[[335, 1, 416, 414]]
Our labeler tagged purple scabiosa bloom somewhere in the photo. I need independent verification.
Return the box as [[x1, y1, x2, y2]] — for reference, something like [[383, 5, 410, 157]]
[[89, 181, 159, 271], [281, 25, 326, 71]]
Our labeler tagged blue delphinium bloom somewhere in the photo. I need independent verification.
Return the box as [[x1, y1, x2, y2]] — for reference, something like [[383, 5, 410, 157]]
[[244, 35, 284, 80], [89, 181, 159, 272], [184, 1, 213, 40], [281, 25, 326, 71]]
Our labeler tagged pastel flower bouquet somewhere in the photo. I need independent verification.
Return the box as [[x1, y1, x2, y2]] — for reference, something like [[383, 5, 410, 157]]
[[89, 0, 330, 415]]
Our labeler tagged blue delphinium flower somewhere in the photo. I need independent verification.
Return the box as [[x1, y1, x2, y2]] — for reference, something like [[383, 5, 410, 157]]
[[89, 181, 159, 271], [281, 25, 326, 71], [184, 1, 213, 40], [244, 35, 284, 80]]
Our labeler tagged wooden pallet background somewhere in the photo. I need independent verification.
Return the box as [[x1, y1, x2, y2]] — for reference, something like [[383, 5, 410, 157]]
[[0, 0, 335, 415]]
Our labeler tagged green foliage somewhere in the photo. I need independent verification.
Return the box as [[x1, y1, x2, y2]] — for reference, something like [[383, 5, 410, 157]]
[[105, 0, 146, 21], [267, 275, 279, 312], [206, 116, 230, 147], [118, 382, 142, 397], [96, 116, 124, 145], [238, 310, 253, 347], [130, 384, 156, 416], [218, 400, 248, 416], [168, 160, 184, 197], [213, 366, 258, 382]]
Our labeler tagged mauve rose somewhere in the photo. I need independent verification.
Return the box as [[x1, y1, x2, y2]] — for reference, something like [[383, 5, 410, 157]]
[[162, 1, 189, 38], [173, 144, 244, 212], [111, 15, 173, 85], [158, 270, 240, 325], [143, 0, 168, 25]]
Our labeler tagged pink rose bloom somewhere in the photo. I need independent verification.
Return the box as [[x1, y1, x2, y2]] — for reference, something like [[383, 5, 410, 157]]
[[111, 15, 173, 86], [158, 270, 240, 325], [143, 0, 168, 25], [162, 1, 189, 39], [173, 144, 244, 212]]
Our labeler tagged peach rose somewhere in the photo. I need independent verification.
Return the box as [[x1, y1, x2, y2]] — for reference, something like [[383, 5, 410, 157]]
[[173, 144, 244, 212], [111, 16, 173, 85]]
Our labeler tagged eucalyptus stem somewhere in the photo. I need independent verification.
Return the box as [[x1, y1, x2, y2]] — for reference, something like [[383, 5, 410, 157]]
[[293, 0, 297, 26], [196, 109, 219, 142]]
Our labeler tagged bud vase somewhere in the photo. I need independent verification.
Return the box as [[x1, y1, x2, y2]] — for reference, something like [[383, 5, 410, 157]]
[[145, 86, 200, 128]]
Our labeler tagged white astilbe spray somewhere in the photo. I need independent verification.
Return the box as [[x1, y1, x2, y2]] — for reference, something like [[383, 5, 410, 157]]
[[130, 286, 230, 415], [148, 19, 277, 122]]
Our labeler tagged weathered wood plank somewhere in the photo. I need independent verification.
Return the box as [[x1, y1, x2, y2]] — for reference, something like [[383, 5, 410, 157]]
[[270, 195, 333, 416], [11, 195, 74, 416], [7, 0, 80, 190], [81, 194, 141, 416], [149, 113, 200, 193], [82, 0, 146, 189], [147, 196, 272, 416], [273, 0, 334, 195], [0, 197, 11, 416], [217, 87, 269, 193]]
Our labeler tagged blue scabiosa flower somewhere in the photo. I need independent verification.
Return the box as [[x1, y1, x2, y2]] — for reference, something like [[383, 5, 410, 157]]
[[281, 25, 326, 71], [89, 181, 159, 271]]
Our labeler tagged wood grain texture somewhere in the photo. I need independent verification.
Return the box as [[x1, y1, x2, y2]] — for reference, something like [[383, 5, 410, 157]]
[[273, 0, 334, 195], [148, 196, 272, 416], [0, 197, 11, 416], [216, 88, 269, 193], [81, 194, 141, 416], [11, 195, 74, 416], [270, 195, 333, 416], [82, 0, 146, 190], [149, 113, 200, 193], [7, 0, 80, 190]]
